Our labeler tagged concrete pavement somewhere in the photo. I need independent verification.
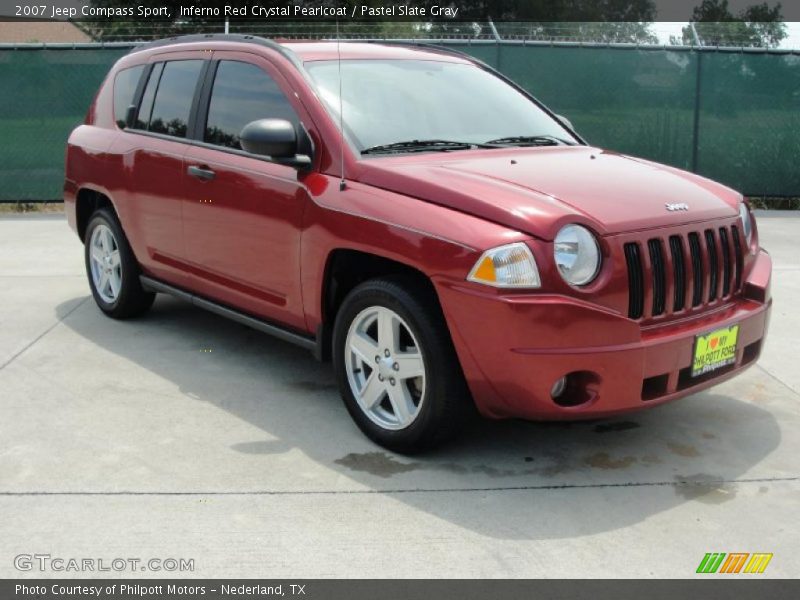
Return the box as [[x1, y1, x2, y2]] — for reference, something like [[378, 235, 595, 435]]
[[0, 212, 798, 578]]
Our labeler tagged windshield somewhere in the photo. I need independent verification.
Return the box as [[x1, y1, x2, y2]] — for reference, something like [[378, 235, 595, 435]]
[[305, 59, 578, 154]]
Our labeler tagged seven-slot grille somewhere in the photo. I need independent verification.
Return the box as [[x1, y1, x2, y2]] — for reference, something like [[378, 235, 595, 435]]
[[624, 224, 744, 320]]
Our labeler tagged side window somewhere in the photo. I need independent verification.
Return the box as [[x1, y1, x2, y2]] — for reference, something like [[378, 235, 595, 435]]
[[113, 65, 145, 129], [135, 62, 163, 130], [147, 60, 204, 138], [204, 61, 300, 150]]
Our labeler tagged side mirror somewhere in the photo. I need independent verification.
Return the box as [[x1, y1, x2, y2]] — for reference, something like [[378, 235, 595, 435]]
[[556, 114, 575, 132], [240, 119, 298, 158], [239, 119, 312, 169]]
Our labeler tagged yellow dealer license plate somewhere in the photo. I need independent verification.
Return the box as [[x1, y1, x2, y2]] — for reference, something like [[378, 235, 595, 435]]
[[692, 324, 739, 377]]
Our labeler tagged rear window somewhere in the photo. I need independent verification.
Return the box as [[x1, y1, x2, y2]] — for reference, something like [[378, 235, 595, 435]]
[[147, 60, 204, 138], [113, 65, 145, 129]]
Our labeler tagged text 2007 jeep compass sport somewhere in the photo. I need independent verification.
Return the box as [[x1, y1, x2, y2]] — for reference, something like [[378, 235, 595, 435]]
[[65, 35, 772, 452]]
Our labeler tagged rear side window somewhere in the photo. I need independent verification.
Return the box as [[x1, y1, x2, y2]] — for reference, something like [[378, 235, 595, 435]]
[[147, 60, 204, 138], [113, 65, 145, 129], [204, 61, 299, 150]]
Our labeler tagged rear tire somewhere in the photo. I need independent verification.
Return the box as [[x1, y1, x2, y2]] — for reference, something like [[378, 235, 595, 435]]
[[332, 276, 469, 453], [84, 208, 155, 319]]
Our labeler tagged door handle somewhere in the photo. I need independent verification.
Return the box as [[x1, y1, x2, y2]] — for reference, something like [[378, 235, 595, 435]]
[[187, 165, 215, 181]]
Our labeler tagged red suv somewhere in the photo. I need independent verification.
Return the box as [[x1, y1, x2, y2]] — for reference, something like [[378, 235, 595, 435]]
[[65, 35, 772, 452]]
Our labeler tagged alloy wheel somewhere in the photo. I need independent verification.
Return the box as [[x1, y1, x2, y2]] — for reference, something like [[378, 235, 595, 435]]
[[89, 223, 122, 304], [344, 306, 427, 430]]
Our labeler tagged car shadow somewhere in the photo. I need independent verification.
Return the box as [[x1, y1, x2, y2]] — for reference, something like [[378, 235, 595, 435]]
[[55, 295, 783, 540]]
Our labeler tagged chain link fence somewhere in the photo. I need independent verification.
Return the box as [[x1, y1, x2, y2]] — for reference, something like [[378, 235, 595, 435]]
[[0, 39, 798, 201]]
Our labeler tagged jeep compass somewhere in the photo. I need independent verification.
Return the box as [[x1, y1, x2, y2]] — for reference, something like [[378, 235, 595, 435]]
[[64, 35, 772, 452]]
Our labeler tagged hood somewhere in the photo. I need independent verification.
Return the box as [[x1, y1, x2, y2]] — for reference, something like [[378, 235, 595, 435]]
[[355, 146, 741, 240]]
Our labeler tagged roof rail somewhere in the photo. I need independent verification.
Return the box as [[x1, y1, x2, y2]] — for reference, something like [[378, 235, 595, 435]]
[[126, 33, 303, 69], [128, 33, 274, 53]]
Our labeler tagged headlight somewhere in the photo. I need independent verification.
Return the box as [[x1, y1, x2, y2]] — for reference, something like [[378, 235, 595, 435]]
[[554, 224, 601, 286], [739, 202, 753, 246], [467, 242, 541, 288]]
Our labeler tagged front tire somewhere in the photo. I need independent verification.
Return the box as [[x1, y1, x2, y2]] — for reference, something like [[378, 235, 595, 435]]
[[84, 208, 154, 319], [332, 277, 468, 453]]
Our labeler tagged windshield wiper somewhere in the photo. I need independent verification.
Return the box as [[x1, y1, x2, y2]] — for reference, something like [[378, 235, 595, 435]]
[[484, 135, 576, 147], [361, 139, 490, 155]]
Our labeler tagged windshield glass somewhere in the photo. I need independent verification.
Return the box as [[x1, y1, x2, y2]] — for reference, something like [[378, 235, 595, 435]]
[[305, 59, 578, 154]]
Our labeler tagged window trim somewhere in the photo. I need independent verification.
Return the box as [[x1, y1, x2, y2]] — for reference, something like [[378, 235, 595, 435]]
[[191, 59, 218, 142], [187, 60, 213, 141], [121, 128, 312, 170]]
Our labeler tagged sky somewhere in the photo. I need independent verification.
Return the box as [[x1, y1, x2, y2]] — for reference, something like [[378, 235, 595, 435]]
[[651, 22, 800, 49]]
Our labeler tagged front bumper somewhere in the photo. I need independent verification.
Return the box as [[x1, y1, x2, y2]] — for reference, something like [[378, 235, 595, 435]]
[[435, 249, 772, 420]]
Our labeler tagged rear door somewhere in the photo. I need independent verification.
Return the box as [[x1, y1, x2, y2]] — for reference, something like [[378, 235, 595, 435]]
[[182, 52, 313, 331], [122, 53, 207, 288]]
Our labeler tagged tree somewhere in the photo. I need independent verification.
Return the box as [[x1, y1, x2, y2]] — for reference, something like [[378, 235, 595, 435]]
[[679, 0, 787, 47], [424, 0, 658, 43], [81, 0, 657, 44]]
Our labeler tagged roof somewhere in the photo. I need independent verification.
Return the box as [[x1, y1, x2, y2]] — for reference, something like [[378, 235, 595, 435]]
[[126, 34, 471, 64], [281, 41, 471, 63]]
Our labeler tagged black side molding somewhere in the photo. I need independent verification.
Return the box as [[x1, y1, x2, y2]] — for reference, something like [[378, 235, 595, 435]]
[[140, 275, 318, 354]]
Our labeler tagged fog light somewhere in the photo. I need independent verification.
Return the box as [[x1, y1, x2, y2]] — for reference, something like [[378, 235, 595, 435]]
[[551, 376, 567, 399], [552, 371, 601, 408]]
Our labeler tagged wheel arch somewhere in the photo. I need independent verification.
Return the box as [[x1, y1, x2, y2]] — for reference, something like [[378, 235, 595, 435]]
[[316, 248, 443, 362], [75, 187, 120, 242]]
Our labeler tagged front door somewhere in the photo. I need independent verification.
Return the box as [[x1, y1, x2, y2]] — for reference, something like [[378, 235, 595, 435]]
[[182, 54, 312, 331]]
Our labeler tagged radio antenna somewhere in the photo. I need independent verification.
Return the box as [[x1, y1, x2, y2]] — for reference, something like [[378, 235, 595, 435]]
[[336, 18, 346, 191]]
